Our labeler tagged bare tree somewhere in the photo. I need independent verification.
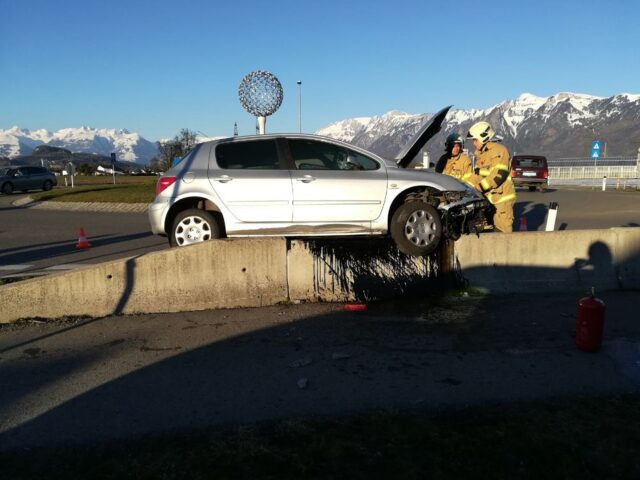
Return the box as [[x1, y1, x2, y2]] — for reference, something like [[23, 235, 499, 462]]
[[157, 128, 199, 171]]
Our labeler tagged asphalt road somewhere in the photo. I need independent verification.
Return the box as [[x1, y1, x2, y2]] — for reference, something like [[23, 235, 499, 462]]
[[515, 186, 640, 231], [1, 290, 639, 451], [0, 194, 166, 278], [0, 186, 638, 278]]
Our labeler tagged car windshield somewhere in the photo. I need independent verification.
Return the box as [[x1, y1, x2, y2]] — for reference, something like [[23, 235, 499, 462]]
[[515, 159, 544, 167]]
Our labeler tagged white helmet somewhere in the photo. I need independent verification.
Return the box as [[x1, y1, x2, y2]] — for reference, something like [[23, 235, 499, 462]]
[[466, 121, 495, 144]]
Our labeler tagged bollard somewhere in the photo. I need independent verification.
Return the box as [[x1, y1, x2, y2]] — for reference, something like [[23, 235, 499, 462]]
[[545, 202, 559, 231], [602, 175, 607, 191]]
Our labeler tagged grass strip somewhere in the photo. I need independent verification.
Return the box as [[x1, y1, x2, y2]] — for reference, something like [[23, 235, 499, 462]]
[[2, 394, 639, 479], [31, 183, 155, 204]]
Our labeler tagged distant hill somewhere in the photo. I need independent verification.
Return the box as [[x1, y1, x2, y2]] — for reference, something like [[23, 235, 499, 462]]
[[317, 92, 640, 160]]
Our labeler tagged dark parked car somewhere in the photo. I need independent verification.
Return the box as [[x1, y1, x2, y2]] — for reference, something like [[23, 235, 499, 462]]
[[510, 155, 549, 192], [0, 166, 57, 195]]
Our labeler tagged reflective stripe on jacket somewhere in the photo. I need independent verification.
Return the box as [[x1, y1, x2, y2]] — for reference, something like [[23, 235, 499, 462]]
[[471, 141, 516, 203], [441, 153, 473, 182]]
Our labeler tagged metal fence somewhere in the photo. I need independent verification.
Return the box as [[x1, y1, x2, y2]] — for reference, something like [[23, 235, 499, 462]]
[[548, 156, 639, 184]]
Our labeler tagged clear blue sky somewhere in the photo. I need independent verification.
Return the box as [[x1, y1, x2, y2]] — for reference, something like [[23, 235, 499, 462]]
[[2, 0, 639, 140]]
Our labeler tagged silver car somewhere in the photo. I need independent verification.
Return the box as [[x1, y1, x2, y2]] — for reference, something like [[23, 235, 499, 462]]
[[148, 106, 490, 256]]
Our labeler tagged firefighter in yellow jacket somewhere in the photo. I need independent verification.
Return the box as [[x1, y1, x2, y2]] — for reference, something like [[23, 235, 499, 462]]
[[466, 121, 516, 233], [436, 133, 473, 184]]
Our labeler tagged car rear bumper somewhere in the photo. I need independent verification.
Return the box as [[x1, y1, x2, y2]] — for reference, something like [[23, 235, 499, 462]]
[[148, 199, 169, 235], [513, 178, 548, 186]]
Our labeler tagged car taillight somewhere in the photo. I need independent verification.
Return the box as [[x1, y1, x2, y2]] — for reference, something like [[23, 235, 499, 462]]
[[543, 171, 549, 179], [156, 176, 177, 196], [511, 170, 517, 177]]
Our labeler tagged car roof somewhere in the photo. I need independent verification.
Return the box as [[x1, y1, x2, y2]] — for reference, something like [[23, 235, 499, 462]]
[[512, 155, 547, 160], [205, 133, 387, 160]]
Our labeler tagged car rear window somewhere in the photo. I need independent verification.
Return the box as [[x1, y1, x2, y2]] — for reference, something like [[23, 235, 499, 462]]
[[514, 158, 546, 168], [215, 140, 280, 169]]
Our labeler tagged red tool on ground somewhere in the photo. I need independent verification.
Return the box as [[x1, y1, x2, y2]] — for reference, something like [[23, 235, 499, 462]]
[[344, 303, 367, 312], [76, 228, 92, 249]]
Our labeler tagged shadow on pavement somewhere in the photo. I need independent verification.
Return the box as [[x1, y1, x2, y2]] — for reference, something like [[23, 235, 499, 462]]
[[1, 242, 639, 452]]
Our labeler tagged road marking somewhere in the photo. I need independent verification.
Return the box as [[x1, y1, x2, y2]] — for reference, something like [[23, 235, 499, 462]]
[[0, 265, 33, 271], [43, 264, 90, 270]]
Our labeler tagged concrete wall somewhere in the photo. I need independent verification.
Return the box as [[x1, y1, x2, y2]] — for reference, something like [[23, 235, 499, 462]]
[[0, 238, 288, 323], [2, 228, 639, 323], [455, 228, 640, 293]]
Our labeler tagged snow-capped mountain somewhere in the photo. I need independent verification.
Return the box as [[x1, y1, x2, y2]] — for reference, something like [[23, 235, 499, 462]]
[[317, 92, 640, 160], [0, 126, 159, 164]]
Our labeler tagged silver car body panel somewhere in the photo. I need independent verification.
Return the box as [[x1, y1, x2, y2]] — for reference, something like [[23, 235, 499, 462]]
[[148, 122, 485, 238]]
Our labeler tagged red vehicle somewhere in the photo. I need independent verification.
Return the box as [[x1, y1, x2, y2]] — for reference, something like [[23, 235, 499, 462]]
[[510, 155, 549, 192]]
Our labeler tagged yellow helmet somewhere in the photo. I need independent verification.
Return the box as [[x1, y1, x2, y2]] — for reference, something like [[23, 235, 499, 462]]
[[466, 121, 495, 144]]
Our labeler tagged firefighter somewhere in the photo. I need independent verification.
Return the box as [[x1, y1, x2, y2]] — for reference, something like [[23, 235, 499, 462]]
[[466, 121, 516, 233], [436, 133, 473, 184]]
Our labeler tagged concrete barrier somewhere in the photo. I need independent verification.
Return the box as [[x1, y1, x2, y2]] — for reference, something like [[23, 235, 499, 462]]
[[454, 228, 640, 292], [287, 238, 447, 303], [0, 238, 288, 323], [2, 228, 639, 323]]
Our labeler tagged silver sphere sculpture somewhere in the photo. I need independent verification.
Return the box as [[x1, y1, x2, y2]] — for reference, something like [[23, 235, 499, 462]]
[[238, 70, 283, 134]]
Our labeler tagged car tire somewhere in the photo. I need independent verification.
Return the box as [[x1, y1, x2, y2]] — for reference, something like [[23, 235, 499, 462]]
[[1, 182, 13, 195], [42, 180, 53, 191], [169, 208, 221, 247], [390, 201, 442, 256]]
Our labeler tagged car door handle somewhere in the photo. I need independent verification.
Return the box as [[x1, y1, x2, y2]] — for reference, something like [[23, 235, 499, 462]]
[[212, 175, 233, 183], [295, 175, 316, 183]]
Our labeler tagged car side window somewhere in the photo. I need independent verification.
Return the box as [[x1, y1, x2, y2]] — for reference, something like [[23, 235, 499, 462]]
[[215, 140, 280, 170], [289, 140, 343, 170], [346, 150, 380, 171]]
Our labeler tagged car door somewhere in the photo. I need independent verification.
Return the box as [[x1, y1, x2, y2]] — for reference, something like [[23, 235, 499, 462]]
[[14, 168, 32, 190], [286, 139, 387, 222], [208, 138, 293, 222]]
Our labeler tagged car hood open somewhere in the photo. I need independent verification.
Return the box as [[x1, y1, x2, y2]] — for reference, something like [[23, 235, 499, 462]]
[[394, 105, 452, 168]]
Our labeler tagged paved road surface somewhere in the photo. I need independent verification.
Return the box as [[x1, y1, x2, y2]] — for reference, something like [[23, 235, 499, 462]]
[[0, 194, 166, 279], [1, 187, 638, 279], [1, 290, 638, 451]]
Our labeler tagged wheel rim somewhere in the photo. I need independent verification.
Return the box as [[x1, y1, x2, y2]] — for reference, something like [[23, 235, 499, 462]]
[[174, 216, 212, 246], [404, 209, 438, 247]]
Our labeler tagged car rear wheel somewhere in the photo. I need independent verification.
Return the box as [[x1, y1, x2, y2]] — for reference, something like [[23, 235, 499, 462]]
[[42, 180, 53, 191], [390, 201, 442, 256], [169, 208, 221, 247], [1, 182, 13, 195]]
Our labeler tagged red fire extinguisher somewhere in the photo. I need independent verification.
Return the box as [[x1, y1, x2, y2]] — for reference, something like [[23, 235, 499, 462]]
[[576, 287, 606, 352]]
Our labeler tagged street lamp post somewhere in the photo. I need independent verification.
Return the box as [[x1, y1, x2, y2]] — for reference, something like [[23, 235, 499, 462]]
[[297, 80, 302, 133]]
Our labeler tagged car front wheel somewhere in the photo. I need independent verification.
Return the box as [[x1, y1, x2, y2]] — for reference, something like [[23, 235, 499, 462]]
[[169, 208, 221, 247], [390, 201, 442, 256], [42, 180, 53, 191]]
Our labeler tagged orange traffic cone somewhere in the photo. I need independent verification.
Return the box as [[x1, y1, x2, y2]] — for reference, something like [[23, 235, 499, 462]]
[[519, 216, 528, 232], [76, 228, 92, 249]]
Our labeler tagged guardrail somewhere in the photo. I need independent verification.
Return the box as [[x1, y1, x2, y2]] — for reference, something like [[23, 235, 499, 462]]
[[547, 156, 639, 184]]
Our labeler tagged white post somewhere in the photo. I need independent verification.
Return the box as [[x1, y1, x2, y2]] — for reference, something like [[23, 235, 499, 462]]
[[545, 202, 558, 231], [602, 175, 607, 191], [257, 116, 266, 135], [422, 151, 430, 169]]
